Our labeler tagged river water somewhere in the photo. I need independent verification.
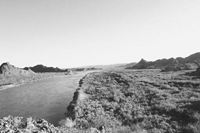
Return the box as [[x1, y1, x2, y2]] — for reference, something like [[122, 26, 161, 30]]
[[0, 71, 92, 126]]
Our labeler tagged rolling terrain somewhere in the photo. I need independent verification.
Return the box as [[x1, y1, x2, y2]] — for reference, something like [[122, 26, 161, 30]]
[[1, 58, 200, 132]]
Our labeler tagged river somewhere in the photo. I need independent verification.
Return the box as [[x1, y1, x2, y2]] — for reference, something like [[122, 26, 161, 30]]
[[0, 71, 93, 126]]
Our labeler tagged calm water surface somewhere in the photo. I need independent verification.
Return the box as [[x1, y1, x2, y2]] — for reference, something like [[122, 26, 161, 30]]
[[0, 71, 93, 126]]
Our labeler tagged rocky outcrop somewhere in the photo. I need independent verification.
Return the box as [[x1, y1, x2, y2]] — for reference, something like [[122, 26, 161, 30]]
[[126, 52, 200, 71], [65, 70, 76, 75]]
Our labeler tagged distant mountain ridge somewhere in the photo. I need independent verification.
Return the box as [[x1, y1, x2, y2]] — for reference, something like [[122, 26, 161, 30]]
[[25, 64, 102, 73], [24, 65, 68, 73], [126, 52, 200, 71]]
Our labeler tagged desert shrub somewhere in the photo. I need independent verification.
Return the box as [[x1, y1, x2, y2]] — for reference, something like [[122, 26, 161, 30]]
[[0, 116, 60, 133], [0, 116, 24, 132], [114, 126, 132, 133], [74, 99, 120, 130]]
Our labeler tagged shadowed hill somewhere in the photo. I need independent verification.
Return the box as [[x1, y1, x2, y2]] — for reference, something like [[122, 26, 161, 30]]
[[24, 64, 68, 73], [25, 65, 101, 73], [126, 52, 200, 71]]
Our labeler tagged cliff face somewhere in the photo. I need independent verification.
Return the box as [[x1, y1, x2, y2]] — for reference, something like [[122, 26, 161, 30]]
[[126, 52, 200, 71]]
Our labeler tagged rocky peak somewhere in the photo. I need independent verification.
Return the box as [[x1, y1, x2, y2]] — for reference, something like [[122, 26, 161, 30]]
[[139, 58, 148, 64], [0, 62, 15, 74]]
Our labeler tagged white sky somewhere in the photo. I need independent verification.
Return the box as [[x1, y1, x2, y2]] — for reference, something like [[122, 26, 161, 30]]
[[0, 0, 200, 68]]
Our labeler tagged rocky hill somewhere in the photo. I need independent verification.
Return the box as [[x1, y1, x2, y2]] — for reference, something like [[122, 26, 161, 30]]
[[24, 64, 68, 73], [0, 62, 36, 88], [126, 52, 200, 71], [0, 62, 35, 76]]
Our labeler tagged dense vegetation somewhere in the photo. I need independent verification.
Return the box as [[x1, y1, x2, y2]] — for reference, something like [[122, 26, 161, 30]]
[[1, 69, 200, 132], [0, 116, 98, 133], [67, 69, 200, 133]]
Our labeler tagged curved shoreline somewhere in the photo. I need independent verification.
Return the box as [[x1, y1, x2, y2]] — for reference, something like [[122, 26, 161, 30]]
[[0, 73, 68, 91], [0, 84, 19, 90]]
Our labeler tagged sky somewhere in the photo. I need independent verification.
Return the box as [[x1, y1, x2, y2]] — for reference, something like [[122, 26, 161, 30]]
[[0, 0, 200, 68]]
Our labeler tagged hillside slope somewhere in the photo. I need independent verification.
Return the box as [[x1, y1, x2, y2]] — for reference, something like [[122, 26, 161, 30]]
[[0, 62, 35, 76], [0, 62, 37, 88]]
